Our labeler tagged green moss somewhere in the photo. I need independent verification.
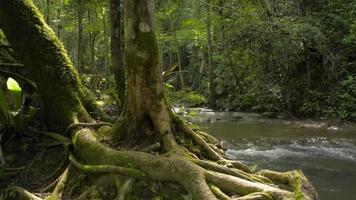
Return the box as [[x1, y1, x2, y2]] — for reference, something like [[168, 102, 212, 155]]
[[0, 0, 94, 131], [166, 89, 206, 107], [291, 171, 304, 200]]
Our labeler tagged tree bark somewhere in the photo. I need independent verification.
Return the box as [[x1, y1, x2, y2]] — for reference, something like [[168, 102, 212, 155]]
[[45, 0, 50, 24], [207, 0, 216, 108], [77, 0, 84, 73], [177, 47, 185, 89], [0, 0, 97, 131], [87, 8, 97, 75], [110, 0, 125, 107], [112, 0, 175, 149]]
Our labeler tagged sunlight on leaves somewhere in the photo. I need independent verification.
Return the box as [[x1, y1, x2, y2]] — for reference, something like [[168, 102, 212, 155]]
[[6, 78, 21, 92]]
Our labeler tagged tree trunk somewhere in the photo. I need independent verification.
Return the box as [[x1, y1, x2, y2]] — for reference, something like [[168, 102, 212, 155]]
[[177, 48, 185, 89], [45, 0, 50, 24], [115, 0, 173, 144], [56, 0, 62, 38], [77, 0, 84, 73], [101, 5, 110, 88], [87, 8, 97, 75], [0, 0, 101, 131], [207, 0, 216, 109], [110, 0, 125, 107]]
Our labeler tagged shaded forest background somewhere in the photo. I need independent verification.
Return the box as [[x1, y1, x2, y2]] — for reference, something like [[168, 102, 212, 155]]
[[2, 0, 355, 121]]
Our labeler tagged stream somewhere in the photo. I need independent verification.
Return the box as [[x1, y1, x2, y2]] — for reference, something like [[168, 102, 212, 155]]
[[189, 110, 356, 200]]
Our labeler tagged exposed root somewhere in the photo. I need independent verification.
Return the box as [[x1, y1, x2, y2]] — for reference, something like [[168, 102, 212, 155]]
[[72, 128, 317, 200], [257, 170, 318, 200], [174, 117, 222, 160], [116, 178, 134, 200], [205, 171, 294, 200], [44, 166, 70, 200], [173, 117, 251, 173], [69, 153, 147, 180], [65, 122, 113, 135], [210, 184, 231, 200], [234, 192, 273, 200], [8, 186, 42, 200], [193, 159, 271, 184], [196, 131, 221, 145], [40, 176, 60, 193], [75, 174, 119, 200]]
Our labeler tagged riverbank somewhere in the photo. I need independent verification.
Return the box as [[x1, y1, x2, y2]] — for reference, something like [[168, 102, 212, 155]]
[[173, 106, 356, 132]]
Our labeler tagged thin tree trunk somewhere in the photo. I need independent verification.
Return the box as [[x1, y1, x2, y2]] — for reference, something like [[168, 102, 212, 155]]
[[56, 0, 62, 38], [46, 0, 50, 24], [207, 0, 216, 108], [77, 0, 84, 73], [87, 9, 96, 75], [110, 0, 125, 107], [101, 6, 110, 88], [177, 48, 185, 89]]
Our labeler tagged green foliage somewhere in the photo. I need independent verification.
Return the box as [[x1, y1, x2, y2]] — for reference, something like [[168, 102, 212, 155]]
[[166, 87, 206, 107], [26, 0, 356, 121], [6, 78, 22, 111], [325, 76, 356, 120]]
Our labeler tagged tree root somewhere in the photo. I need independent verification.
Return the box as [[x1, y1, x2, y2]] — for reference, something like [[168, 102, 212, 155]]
[[173, 117, 251, 173], [234, 192, 273, 200], [192, 159, 271, 184], [69, 154, 146, 180], [75, 174, 119, 200], [257, 170, 318, 200], [6, 186, 42, 200], [44, 166, 70, 200], [210, 184, 231, 200], [72, 128, 318, 200], [206, 171, 294, 200], [116, 178, 134, 200], [65, 122, 113, 135]]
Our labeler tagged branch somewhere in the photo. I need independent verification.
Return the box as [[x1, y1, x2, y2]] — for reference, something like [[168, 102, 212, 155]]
[[0, 63, 24, 68]]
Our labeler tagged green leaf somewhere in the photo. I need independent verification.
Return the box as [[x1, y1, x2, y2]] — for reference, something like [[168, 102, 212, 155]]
[[6, 78, 22, 111], [6, 78, 21, 92]]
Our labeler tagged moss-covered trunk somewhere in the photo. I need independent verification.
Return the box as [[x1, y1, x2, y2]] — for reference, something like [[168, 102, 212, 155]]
[[117, 0, 173, 143], [0, 0, 95, 131]]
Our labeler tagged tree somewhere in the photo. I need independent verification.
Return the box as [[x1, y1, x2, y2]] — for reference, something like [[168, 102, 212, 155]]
[[207, 0, 216, 108], [0, 0, 318, 199], [110, 0, 125, 107]]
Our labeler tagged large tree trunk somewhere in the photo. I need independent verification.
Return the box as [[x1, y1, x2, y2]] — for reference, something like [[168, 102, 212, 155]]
[[110, 0, 126, 107], [0, 0, 103, 131], [114, 0, 174, 146]]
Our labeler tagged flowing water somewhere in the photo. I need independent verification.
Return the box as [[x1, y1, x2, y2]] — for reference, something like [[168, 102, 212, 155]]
[[193, 112, 356, 200]]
